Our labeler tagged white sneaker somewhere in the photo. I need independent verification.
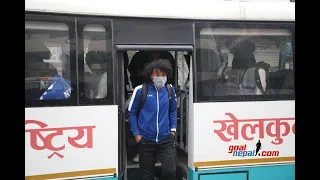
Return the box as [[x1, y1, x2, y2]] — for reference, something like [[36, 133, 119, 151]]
[[133, 153, 139, 163]]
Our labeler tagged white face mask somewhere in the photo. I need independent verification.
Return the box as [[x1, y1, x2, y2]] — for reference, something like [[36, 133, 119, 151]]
[[40, 80, 49, 89], [152, 76, 167, 88]]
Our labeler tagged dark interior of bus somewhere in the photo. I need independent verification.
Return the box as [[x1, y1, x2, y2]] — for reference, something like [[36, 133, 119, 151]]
[[120, 50, 191, 180]]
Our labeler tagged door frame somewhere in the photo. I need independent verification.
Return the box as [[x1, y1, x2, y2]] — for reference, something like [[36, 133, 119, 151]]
[[115, 44, 194, 180]]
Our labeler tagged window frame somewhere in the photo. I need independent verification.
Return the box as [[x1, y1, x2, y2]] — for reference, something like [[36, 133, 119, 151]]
[[76, 17, 114, 105], [194, 21, 295, 103], [25, 14, 78, 108]]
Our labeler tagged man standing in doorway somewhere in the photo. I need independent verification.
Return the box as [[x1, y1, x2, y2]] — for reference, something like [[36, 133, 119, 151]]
[[128, 59, 177, 180], [128, 51, 175, 163]]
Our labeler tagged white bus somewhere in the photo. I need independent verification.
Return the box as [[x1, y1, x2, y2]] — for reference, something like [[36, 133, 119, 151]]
[[25, 0, 295, 179]]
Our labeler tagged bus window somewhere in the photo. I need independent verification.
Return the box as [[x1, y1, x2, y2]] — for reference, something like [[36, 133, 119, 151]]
[[83, 24, 113, 103], [196, 27, 294, 102], [25, 21, 72, 103]]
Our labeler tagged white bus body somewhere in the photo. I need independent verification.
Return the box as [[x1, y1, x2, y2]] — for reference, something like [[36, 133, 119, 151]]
[[25, 0, 295, 179]]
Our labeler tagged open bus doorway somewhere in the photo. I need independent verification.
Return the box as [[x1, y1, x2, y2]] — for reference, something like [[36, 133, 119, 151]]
[[119, 48, 191, 180]]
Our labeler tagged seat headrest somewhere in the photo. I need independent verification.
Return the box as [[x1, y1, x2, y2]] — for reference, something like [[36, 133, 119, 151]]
[[26, 61, 47, 70], [85, 51, 111, 66], [91, 63, 102, 70], [25, 39, 51, 60], [88, 40, 108, 52]]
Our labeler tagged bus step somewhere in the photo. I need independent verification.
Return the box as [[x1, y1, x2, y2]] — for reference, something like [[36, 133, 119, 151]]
[[127, 162, 162, 169], [176, 150, 188, 180]]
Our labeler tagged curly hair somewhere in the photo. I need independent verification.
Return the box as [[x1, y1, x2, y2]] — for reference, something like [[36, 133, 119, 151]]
[[143, 59, 173, 83]]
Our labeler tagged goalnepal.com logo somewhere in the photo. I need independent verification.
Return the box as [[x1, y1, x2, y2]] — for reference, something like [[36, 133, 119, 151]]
[[228, 140, 280, 157]]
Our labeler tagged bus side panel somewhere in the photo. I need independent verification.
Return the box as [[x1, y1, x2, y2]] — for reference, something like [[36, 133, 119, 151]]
[[189, 101, 294, 179], [25, 105, 118, 179], [188, 164, 294, 180]]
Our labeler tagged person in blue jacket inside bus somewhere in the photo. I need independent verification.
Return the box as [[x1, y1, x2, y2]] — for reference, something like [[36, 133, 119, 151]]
[[25, 39, 72, 101], [39, 42, 72, 100], [39, 71, 71, 100], [128, 59, 177, 180]]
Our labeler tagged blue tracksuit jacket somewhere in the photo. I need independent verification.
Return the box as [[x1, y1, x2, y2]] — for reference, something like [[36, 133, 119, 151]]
[[128, 83, 177, 142]]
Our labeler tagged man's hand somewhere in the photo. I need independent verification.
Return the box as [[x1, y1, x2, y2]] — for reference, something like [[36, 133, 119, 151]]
[[171, 131, 176, 136], [135, 135, 142, 143]]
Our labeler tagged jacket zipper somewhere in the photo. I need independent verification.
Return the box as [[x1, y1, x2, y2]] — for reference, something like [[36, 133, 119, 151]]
[[156, 89, 159, 142]]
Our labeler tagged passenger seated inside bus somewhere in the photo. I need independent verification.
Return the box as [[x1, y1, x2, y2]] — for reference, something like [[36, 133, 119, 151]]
[[39, 62, 71, 100], [213, 39, 269, 96], [227, 38, 256, 70], [85, 50, 109, 99], [25, 40, 71, 100], [25, 40, 50, 100], [25, 61, 47, 100], [205, 36, 294, 98], [83, 35, 113, 102], [268, 42, 294, 94], [227, 39, 267, 95]]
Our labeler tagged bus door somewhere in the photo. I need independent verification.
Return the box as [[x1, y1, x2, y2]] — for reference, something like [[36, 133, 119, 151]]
[[115, 45, 193, 180], [25, 15, 118, 180]]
